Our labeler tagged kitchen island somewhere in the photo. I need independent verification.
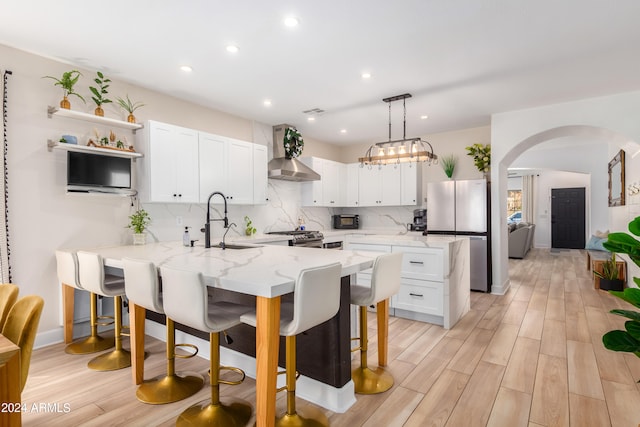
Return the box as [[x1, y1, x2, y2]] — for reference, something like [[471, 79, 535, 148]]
[[64, 242, 377, 427]]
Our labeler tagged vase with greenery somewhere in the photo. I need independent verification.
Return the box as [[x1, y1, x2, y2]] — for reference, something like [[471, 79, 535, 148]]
[[244, 215, 257, 236], [440, 154, 456, 179], [43, 70, 85, 109], [465, 143, 491, 175], [600, 216, 640, 371], [594, 253, 624, 291], [127, 209, 150, 245], [116, 94, 145, 123], [89, 71, 112, 117]]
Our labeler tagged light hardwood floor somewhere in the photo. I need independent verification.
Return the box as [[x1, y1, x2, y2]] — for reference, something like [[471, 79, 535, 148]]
[[21, 249, 640, 426]]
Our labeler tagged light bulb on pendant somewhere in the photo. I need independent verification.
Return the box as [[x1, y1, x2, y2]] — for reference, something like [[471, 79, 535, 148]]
[[399, 144, 406, 155], [388, 146, 395, 156], [378, 147, 385, 156]]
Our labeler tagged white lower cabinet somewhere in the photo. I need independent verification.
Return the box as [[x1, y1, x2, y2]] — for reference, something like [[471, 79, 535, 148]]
[[393, 277, 443, 316]]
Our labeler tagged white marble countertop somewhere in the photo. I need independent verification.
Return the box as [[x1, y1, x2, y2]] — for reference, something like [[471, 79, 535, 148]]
[[86, 241, 377, 298]]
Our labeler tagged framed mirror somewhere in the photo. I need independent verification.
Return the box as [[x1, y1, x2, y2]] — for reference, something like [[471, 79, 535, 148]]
[[608, 149, 625, 207]]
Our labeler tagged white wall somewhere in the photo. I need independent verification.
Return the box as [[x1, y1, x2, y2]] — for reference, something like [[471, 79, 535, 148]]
[[492, 91, 640, 294]]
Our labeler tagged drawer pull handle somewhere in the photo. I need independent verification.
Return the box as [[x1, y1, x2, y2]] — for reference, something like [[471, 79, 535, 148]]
[[409, 261, 424, 265], [409, 293, 424, 297]]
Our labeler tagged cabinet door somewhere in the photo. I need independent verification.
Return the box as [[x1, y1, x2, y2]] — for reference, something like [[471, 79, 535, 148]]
[[173, 128, 200, 203], [345, 163, 359, 207], [199, 132, 227, 203], [253, 144, 268, 204], [400, 163, 418, 205], [380, 165, 401, 206], [322, 160, 340, 206], [392, 246, 444, 281], [300, 157, 323, 206], [226, 138, 254, 204], [393, 278, 444, 316], [358, 166, 380, 206], [149, 122, 177, 202]]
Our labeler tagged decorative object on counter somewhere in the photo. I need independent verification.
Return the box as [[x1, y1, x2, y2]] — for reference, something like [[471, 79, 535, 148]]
[[359, 93, 437, 167], [243, 216, 256, 236], [182, 226, 191, 246], [593, 253, 624, 291], [89, 71, 112, 117], [283, 127, 304, 159], [87, 128, 135, 152], [116, 94, 145, 123], [600, 216, 640, 371], [440, 154, 456, 179], [465, 143, 491, 174], [43, 70, 85, 109], [59, 135, 77, 145], [128, 209, 151, 245]]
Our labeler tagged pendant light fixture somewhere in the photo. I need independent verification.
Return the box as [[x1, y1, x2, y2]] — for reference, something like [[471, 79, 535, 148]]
[[359, 93, 437, 167]]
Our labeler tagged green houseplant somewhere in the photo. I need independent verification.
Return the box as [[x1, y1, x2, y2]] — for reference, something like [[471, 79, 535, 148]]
[[440, 154, 456, 179], [128, 209, 150, 245], [601, 216, 640, 371], [89, 71, 112, 117], [116, 94, 145, 123], [43, 70, 85, 109], [465, 143, 491, 174], [594, 253, 623, 291], [244, 216, 257, 236]]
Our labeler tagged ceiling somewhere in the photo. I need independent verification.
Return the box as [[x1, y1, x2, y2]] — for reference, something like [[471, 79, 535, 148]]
[[2, 1, 640, 146]]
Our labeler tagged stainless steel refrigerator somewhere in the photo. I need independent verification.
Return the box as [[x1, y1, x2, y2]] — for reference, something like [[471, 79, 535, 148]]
[[426, 179, 492, 292]]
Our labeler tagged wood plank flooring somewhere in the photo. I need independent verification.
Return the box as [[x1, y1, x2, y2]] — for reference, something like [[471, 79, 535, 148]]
[[20, 249, 640, 426]]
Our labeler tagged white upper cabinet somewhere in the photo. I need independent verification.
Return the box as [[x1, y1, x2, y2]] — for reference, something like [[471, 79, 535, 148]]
[[344, 163, 360, 207], [199, 133, 254, 205], [141, 120, 199, 203], [253, 144, 268, 204], [358, 164, 401, 206], [300, 157, 344, 207], [300, 157, 323, 206], [400, 162, 420, 205]]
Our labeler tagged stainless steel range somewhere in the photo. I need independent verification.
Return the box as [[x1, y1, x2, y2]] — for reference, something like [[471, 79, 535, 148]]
[[266, 230, 324, 248]]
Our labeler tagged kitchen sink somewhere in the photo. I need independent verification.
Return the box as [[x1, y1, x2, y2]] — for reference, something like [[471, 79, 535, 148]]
[[215, 243, 261, 250]]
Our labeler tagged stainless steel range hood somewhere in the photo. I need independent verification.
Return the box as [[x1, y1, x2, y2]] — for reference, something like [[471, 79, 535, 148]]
[[268, 124, 320, 181]]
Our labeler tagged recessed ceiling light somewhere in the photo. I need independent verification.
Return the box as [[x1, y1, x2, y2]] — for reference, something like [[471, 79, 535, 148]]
[[361, 72, 372, 79], [340, 129, 347, 134], [284, 16, 299, 27], [307, 117, 315, 122], [226, 45, 239, 53], [180, 65, 193, 72], [263, 99, 272, 107], [420, 115, 429, 120]]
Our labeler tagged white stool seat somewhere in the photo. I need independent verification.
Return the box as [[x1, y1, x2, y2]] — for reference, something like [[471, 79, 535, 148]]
[[350, 252, 402, 307], [55, 250, 84, 291]]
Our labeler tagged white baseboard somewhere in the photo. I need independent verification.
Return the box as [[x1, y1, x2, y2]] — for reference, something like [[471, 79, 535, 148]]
[[491, 278, 510, 295]]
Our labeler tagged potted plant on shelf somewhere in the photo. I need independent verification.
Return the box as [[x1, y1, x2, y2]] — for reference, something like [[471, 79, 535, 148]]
[[600, 216, 640, 374], [89, 71, 112, 117], [116, 94, 145, 123], [244, 216, 257, 236], [43, 70, 85, 109], [440, 154, 456, 179], [127, 208, 151, 245], [465, 143, 491, 177], [593, 253, 624, 291]]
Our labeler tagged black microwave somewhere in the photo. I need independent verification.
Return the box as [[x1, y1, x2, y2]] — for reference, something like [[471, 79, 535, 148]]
[[332, 214, 359, 229]]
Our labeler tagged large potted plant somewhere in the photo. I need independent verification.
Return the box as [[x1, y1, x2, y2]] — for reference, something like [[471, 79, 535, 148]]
[[43, 70, 85, 109], [127, 209, 151, 245], [600, 216, 640, 368]]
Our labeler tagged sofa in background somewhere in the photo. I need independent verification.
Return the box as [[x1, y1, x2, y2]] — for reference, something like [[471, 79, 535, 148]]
[[508, 222, 536, 259]]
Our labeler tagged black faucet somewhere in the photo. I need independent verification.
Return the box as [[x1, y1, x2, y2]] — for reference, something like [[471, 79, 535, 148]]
[[204, 191, 229, 248]]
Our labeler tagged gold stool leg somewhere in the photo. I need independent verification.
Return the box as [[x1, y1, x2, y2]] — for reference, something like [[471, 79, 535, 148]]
[[88, 295, 131, 371], [177, 332, 252, 427], [136, 318, 204, 404], [65, 292, 115, 354], [276, 335, 329, 427], [352, 305, 394, 394]]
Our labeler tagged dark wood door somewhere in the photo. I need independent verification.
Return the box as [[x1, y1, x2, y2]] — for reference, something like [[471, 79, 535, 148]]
[[551, 187, 586, 249]]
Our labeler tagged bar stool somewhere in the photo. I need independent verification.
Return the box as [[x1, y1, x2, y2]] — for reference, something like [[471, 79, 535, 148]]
[[77, 251, 131, 371], [241, 262, 342, 427], [55, 250, 115, 354], [161, 265, 254, 427], [122, 258, 204, 404], [350, 252, 402, 394]]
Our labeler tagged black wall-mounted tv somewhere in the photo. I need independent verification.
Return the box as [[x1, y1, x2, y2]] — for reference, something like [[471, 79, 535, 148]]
[[67, 151, 131, 191]]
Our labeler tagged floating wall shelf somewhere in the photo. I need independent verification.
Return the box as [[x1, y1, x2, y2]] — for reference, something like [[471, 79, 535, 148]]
[[47, 106, 144, 133], [47, 140, 143, 159]]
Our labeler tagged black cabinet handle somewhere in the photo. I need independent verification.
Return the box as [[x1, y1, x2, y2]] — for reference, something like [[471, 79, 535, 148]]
[[409, 293, 423, 297], [409, 261, 424, 265]]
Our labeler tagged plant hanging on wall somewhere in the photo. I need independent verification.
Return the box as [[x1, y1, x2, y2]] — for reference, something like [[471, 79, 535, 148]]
[[283, 127, 304, 159], [465, 143, 491, 173], [440, 154, 457, 179]]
